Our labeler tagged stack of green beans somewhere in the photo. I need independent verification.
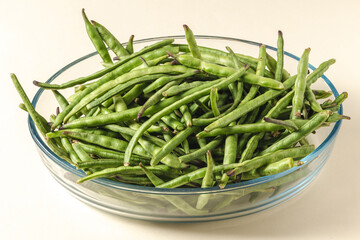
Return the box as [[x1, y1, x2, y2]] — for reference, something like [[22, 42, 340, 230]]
[[12, 10, 349, 198]]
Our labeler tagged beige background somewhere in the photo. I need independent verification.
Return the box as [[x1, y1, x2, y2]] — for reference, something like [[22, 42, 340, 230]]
[[1, 0, 360, 239]]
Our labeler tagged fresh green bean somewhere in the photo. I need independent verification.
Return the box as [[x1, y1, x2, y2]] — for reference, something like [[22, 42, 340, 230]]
[[11, 73, 69, 160], [197, 119, 308, 138], [183, 24, 202, 59], [77, 142, 150, 161], [275, 31, 284, 81], [179, 105, 192, 127], [151, 126, 200, 166], [143, 70, 199, 93], [179, 137, 223, 163], [77, 165, 181, 183], [91, 20, 129, 58], [291, 48, 311, 119], [196, 151, 214, 209], [139, 163, 164, 186], [82, 9, 112, 64], [305, 86, 323, 112], [210, 87, 220, 117], [162, 81, 207, 97]]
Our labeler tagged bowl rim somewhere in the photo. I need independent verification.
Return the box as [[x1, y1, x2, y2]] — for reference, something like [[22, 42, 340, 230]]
[[28, 35, 342, 195]]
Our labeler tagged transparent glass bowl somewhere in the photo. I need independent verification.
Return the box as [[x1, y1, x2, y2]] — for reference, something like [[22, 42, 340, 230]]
[[29, 36, 342, 222]]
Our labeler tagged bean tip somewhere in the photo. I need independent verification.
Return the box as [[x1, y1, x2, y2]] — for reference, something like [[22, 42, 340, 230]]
[[226, 169, 236, 177], [90, 20, 97, 25], [278, 30, 283, 36], [166, 51, 177, 60], [183, 24, 189, 30], [113, 56, 119, 61], [61, 131, 70, 135], [33, 80, 39, 86], [136, 112, 143, 121], [123, 162, 130, 166]]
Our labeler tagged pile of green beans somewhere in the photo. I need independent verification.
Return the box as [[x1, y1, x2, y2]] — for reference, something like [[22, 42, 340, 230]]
[[12, 10, 349, 196]]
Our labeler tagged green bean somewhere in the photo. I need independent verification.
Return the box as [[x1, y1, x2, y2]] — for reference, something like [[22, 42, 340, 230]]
[[60, 131, 151, 158], [223, 122, 238, 165], [72, 142, 94, 162], [179, 105, 192, 127], [137, 79, 183, 120], [263, 117, 299, 132], [266, 53, 291, 81], [196, 151, 214, 209], [157, 145, 314, 188], [210, 87, 220, 117], [179, 137, 223, 163], [326, 112, 350, 122], [151, 126, 200, 166], [275, 31, 284, 81], [197, 119, 308, 138], [305, 86, 323, 112], [241, 44, 267, 103], [260, 110, 330, 155], [333, 92, 348, 105], [194, 99, 211, 113], [91, 20, 129, 58], [258, 157, 294, 176], [139, 163, 164, 186], [291, 48, 311, 119], [137, 136, 183, 168], [35, 40, 175, 90], [77, 142, 150, 162], [46, 128, 119, 139], [204, 74, 297, 131], [183, 24, 202, 59], [161, 115, 185, 131], [123, 83, 147, 105], [61, 138, 81, 164], [75, 65, 191, 114], [182, 139, 190, 154], [11, 73, 69, 160], [18, 103, 51, 132], [176, 55, 284, 90], [162, 81, 207, 97], [313, 90, 333, 100], [125, 35, 134, 54], [102, 124, 172, 150], [76, 159, 124, 169], [143, 70, 199, 93], [77, 164, 181, 183], [123, 67, 248, 166], [307, 59, 336, 85], [82, 9, 112, 64]]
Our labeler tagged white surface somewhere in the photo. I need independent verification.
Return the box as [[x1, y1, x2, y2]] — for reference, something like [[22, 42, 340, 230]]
[[1, 0, 360, 239]]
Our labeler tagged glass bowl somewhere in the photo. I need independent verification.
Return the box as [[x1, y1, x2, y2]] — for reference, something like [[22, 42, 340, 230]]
[[29, 35, 343, 222]]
